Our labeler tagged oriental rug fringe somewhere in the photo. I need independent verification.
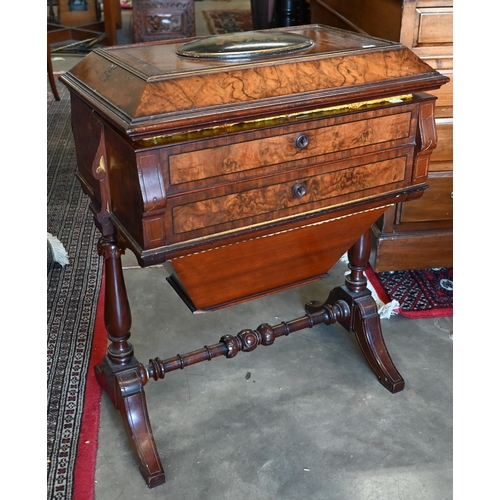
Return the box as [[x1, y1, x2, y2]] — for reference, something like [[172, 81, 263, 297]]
[[365, 265, 453, 318], [47, 78, 107, 500]]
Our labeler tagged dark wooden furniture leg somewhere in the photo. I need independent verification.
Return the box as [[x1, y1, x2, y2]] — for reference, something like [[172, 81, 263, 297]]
[[306, 230, 404, 393], [47, 40, 60, 101], [95, 235, 166, 487]]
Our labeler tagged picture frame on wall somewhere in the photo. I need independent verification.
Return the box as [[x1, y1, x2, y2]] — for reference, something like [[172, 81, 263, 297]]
[[57, 0, 99, 26]]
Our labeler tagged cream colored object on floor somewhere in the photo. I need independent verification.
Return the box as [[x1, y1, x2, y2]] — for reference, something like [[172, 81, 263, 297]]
[[47, 233, 70, 266], [340, 252, 400, 319]]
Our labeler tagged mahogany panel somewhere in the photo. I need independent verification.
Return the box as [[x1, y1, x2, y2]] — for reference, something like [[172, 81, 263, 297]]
[[70, 95, 102, 203], [166, 206, 389, 311]]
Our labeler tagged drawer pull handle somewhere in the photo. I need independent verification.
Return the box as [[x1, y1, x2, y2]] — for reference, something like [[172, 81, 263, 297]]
[[295, 133, 309, 149], [292, 182, 307, 199], [450, 192, 453, 199]]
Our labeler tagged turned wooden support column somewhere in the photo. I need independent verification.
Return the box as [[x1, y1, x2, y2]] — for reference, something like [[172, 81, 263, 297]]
[[345, 229, 370, 293], [90, 114, 135, 367], [98, 235, 134, 366], [306, 230, 404, 393], [95, 234, 164, 487]]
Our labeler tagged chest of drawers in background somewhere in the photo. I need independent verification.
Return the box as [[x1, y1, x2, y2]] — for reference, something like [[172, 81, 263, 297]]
[[311, 0, 453, 272]]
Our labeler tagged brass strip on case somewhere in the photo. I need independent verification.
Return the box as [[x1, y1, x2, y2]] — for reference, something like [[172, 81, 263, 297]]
[[138, 95, 413, 148]]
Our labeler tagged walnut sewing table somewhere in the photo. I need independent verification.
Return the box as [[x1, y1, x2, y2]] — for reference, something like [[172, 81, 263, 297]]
[[60, 25, 448, 488]]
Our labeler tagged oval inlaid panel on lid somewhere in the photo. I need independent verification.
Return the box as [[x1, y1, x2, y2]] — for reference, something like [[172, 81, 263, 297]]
[[176, 31, 314, 59]]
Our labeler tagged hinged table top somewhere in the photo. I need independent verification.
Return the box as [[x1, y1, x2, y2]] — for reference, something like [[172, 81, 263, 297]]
[[60, 25, 448, 140]]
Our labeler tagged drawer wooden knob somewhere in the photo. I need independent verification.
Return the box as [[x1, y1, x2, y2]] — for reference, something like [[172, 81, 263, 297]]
[[295, 133, 309, 149], [292, 182, 307, 199]]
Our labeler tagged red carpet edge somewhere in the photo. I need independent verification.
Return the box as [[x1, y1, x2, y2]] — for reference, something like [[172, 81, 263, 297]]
[[365, 264, 453, 319], [73, 274, 107, 500]]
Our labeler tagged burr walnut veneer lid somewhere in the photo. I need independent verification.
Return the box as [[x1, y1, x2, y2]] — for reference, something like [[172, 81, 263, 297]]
[[60, 25, 448, 140]]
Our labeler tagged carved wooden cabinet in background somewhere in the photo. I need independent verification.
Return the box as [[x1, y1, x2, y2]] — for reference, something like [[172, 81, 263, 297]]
[[132, 0, 195, 43], [311, 0, 453, 271]]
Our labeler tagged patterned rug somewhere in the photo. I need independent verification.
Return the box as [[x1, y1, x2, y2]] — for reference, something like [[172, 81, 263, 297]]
[[365, 265, 453, 318], [47, 78, 107, 500], [203, 10, 254, 34]]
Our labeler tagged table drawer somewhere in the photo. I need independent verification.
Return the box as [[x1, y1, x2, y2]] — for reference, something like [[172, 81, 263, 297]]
[[400, 175, 453, 223], [170, 148, 413, 239], [166, 106, 416, 190]]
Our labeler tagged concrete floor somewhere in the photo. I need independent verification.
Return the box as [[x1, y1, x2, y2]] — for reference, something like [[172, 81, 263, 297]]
[[49, 2, 453, 498]]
